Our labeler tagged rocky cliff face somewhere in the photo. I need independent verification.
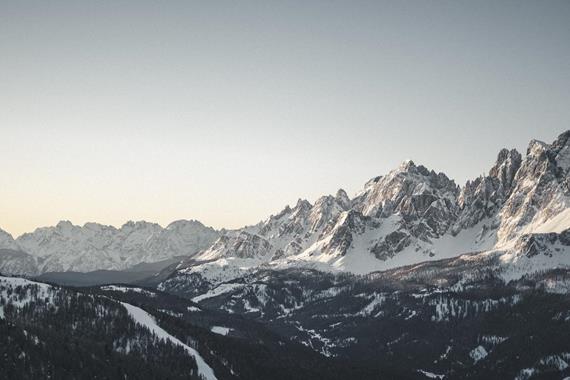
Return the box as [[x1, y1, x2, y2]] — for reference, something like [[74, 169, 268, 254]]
[[454, 148, 522, 233], [497, 132, 570, 242]]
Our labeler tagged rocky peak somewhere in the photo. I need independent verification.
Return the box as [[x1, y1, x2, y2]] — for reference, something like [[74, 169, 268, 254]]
[[335, 189, 351, 209], [208, 231, 272, 259], [294, 199, 312, 212], [489, 148, 522, 194], [454, 148, 523, 233], [551, 130, 570, 148], [399, 159, 416, 171], [308, 193, 350, 234], [121, 220, 161, 230], [363, 176, 382, 188], [452, 149, 522, 233], [513, 131, 570, 184], [0, 228, 18, 250], [497, 131, 570, 243], [550, 130, 570, 174], [526, 139, 549, 160], [356, 160, 458, 222], [271, 205, 292, 221]]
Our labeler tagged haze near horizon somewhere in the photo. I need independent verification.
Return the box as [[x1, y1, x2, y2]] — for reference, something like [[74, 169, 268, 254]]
[[1, 1, 569, 237]]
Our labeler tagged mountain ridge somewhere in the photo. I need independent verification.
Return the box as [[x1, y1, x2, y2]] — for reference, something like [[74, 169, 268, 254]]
[[2, 131, 570, 280], [159, 130, 570, 292], [0, 219, 219, 274]]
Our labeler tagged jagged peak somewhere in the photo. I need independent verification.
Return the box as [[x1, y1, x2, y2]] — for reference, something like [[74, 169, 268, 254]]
[[399, 159, 416, 170], [120, 220, 161, 230], [488, 148, 522, 192], [0, 228, 15, 241], [263, 200, 310, 224], [335, 189, 351, 208], [271, 205, 292, 220], [551, 130, 570, 150], [365, 176, 382, 186], [294, 198, 312, 210], [313, 194, 335, 206], [492, 148, 521, 167], [513, 133, 570, 180], [395, 159, 437, 178], [358, 176, 383, 196], [393, 159, 455, 186], [335, 188, 349, 200], [526, 139, 548, 157]]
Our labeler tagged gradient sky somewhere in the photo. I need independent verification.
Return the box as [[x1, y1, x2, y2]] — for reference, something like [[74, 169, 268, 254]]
[[1, 1, 569, 237]]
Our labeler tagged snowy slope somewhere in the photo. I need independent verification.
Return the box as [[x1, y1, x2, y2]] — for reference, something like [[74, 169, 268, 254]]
[[0, 274, 220, 379], [121, 301, 217, 380], [0, 276, 55, 319]]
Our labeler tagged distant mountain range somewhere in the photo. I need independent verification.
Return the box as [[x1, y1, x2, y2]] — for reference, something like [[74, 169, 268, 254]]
[[2, 132, 570, 281], [0, 220, 219, 274]]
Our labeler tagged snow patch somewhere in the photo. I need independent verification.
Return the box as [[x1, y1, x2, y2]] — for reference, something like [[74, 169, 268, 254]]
[[210, 326, 231, 336], [469, 345, 488, 363], [192, 283, 243, 303], [121, 302, 217, 380], [417, 369, 445, 379], [101, 285, 156, 297]]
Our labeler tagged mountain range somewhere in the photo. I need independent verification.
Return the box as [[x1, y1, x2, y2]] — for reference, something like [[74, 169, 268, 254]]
[[157, 131, 570, 293], [2, 131, 570, 379], [2, 132, 570, 282], [0, 220, 219, 275]]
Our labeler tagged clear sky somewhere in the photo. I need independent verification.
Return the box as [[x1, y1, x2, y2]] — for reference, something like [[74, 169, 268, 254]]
[[1, 1, 569, 237]]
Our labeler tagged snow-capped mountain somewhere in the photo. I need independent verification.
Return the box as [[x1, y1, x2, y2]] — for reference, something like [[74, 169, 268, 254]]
[[165, 131, 570, 289], [3, 131, 570, 282], [4, 132, 570, 379], [0, 220, 219, 274]]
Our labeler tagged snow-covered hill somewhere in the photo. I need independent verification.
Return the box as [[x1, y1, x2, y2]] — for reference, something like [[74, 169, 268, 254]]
[[0, 220, 219, 274]]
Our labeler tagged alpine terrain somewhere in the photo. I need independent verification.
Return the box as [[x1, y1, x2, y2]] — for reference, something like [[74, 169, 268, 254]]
[[2, 131, 570, 379]]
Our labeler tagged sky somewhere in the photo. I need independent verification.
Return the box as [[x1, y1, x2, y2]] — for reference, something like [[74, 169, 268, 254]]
[[1, 1, 569, 237]]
